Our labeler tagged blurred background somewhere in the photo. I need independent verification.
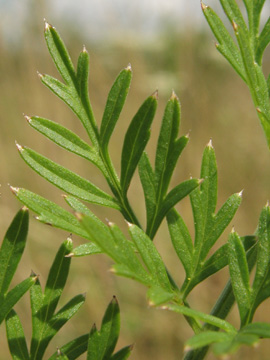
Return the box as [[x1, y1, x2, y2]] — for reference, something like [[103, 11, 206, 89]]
[[0, 0, 270, 359]]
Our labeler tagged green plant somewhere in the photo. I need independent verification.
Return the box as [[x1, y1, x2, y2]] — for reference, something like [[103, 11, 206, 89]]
[[9, 0, 270, 359], [5, 233, 132, 360], [0, 207, 36, 325]]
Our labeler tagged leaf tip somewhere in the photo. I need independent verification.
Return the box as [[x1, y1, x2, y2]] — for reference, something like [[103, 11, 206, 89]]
[[105, 218, 114, 227], [82, 44, 87, 53], [9, 185, 19, 195], [124, 219, 133, 228], [170, 89, 178, 100], [24, 114, 31, 123], [152, 89, 159, 100], [207, 138, 213, 148], [126, 63, 132, 72], [75, 212, 84, 221], [44, 20, 52, 32], [112, 295, 118, 304], [37, 71, 44, 79], [238, 189, 244, 197], [184, 344, 192, 352], [22, 205, 28, 212], [232, 20, 238, 32], [65, 252, 74, 258], [201, 2, 208, 11], [15, 141, 23, 152]]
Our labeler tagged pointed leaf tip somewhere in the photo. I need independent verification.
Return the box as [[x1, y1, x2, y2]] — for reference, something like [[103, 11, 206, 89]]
[[9, 185, 19, 195], [232, 21, 238, 32], [201, 2, 208, 11], [238, 189, 244, 197], [124, 219, 133, 228], [126, 63, 132, 71], [170, 90, 178, 100], [15, 141, 23, 152], [24, 115, 31, 122], [37, 71, 43, 79], [152, 90, 159, 99], [207, 138, 213, 148], [44, 21, 52, 31], [65, 252, 74, 258]]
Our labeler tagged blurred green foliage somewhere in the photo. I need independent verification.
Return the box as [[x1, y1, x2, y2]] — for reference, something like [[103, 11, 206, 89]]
[[0, 17, 270, 359]]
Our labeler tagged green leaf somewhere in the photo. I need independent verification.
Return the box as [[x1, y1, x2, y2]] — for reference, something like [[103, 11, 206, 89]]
[[71, 242, 103, 257], [44, 22, 76, 85], [87, 324, 99, 360], [138, 152, 157, 230], [163, 303, 236, 333], [30, 238, 75, 359], [99, 296, 120, 359], [0, 276, 36, 325], [11, 187, 90, 239], [167, 209, 193, 278], [44, 237, 73, 320], [110, 345, 133, 360], [155, 92, 188, 198], [49, 334, 88, 360], [5, 309, 30, 360], [202, 191, 243, 260], [76, 47, 96, 128], [128, 224, 172, 291], [107, 222, 147, 275], [252, 205, 270, 297], [201, 3, 246, 81], [241, 322, 270, 338], [17, 145, 120, 209], [27, 116, 102, 168], [31, 293, 85, 360], [147, 286, 175, 306], [228, 230, 251, 326], [46, 294, 85, 342], [148, 178, 200, 239], [185, 331, 233, 351], [120, 91, 158, 194], [78, 211, 151, 285], [0, 207, 29, 296], [219, 0, 248, 34], [100, 66, 132, 149], [255, 17, 270, 64]]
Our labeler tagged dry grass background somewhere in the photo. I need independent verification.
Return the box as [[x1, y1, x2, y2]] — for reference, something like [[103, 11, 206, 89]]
[[0, 9, 270, 360]]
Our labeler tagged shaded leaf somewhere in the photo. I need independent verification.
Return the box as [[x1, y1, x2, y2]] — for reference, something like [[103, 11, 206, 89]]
[[49, 334, 88, 360], [148, 178, 200, 239], [5, 309, 30, 360], [100, 66, 132, 149], [138, 152, 156, 229], [121, 91, 158, 194], [129, 224, 172, 290], [167, 209, 193, 277], [228, 230, 251, 325], [0, 276, 36, 325], [0, 207, 29, 296]]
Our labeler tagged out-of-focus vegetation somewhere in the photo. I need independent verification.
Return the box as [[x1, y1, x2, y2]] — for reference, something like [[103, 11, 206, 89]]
[[0, 10, 270, 360]]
